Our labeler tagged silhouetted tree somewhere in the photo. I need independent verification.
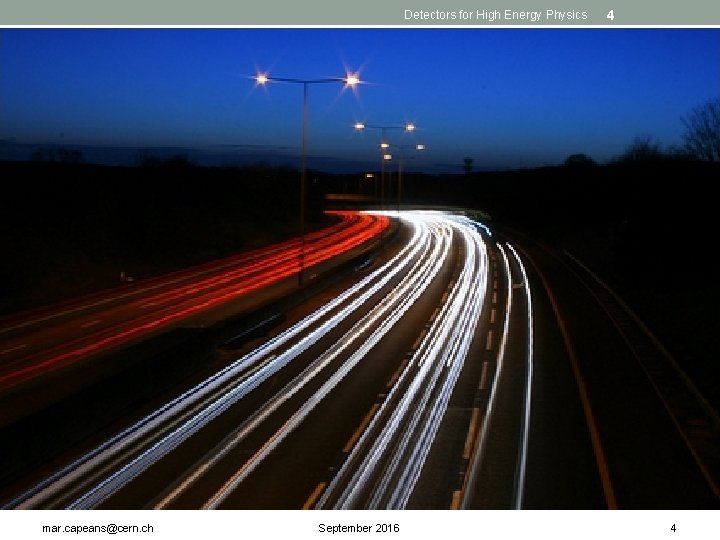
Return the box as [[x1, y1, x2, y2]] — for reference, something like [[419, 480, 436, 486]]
[[563, 153, 597, 166], [463, 157, 474, 175], [614, 135, 663, 163], [664, 145, 695, 161], [682, 97, 720, 162]]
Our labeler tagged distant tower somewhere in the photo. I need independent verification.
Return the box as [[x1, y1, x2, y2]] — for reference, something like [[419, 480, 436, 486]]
[[463, 157, 474, 175]]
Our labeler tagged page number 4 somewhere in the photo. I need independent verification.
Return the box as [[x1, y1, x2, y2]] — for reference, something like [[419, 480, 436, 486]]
[[607, 10, 615, 21], [671, 524, 676, 532]]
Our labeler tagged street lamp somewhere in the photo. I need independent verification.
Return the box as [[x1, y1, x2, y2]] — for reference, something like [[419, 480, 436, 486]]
[[353, 122, 417, 210], [389, 143, 426, 209], [255, 71, 361, 286]]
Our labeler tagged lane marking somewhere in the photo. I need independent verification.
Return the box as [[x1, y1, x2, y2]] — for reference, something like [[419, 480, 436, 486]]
[[343, 403, 380, 453], [490, 308, 497, 324], [460, 242, 514, 510], [479, 361, 490, 390], [485, 329, 493, 351], [517, 245, 618, 510], [564, 250, 720, 500], [463, 407, 482, 460], [493, 279, 498, 290], [429, 307, 440, 323], [450, 490, 463, 510], [302, 482, 327, 510], [492, 291, 498, 305], [387, 359, 408, 389], [81, 319, 102, 329], [154, 462, 210, 509], [411, 328, 428, 350]]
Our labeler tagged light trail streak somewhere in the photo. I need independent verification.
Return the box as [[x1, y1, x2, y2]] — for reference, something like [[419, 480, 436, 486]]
[[507, 243, 534, 509], [8, 210, 511, 510], [459, 242, 513, 509], [64, 217, 412, 509], [5, 213, 411, 509], [380, 223, 487, 509], [0, 343, 28, 356], [0, 212, 359, 337], [0, 212, 386, 390], [317, 214, 489, 509], [200, 214, 453, 509], [457, 241, 534, 509], [519, 246, 618, 509]]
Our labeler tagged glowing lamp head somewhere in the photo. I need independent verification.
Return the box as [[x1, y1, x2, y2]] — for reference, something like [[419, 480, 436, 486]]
[[354, 122, 366, 131], [380, 142, 390, 149], [344, 72, 361, 88], [255, 73, 269, 85], [405, 123, 416, 132], [416, 144, 426, 151], [383, 153, 393, 161]]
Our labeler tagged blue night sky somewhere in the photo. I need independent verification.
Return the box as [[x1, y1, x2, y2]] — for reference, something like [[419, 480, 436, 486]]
[[1, 28, 718, 172]]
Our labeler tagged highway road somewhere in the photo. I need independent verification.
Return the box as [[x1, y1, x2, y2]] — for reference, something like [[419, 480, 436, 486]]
[[1, 210, 718, 509], [0, 211, 386, 401]]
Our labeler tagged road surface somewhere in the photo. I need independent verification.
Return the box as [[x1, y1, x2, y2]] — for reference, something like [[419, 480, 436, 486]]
[[2, 211, 718, 509]]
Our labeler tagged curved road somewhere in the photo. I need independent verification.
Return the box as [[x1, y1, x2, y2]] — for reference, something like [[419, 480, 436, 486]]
[[2, 211, 718, 509], [0, 211, 386, 410]]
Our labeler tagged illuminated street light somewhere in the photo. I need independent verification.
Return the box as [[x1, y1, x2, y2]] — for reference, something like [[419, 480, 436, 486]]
[[352, 121, 419, 211], [254, 70, 362, 286], [354, 122, 416, 135], [255, 71, 360, 89], [386, 142, 426, 209], [344, 73, 361, 87]]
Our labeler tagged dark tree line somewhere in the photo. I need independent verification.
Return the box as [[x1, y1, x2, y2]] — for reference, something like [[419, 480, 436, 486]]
[[682, 97, 720, 162]]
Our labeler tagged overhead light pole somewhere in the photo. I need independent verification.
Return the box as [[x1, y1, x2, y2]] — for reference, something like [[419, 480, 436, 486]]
[[255, 71, 361, 286], [353, 122, 417, 250], [353, 122, 416, 210], [389, 143, 426, 209]]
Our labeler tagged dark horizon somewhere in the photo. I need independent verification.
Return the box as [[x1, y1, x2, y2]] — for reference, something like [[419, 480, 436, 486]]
[[0, 139, 540, 174]]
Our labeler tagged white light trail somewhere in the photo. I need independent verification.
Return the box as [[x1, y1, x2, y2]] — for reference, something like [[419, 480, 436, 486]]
[[318, 214, 490, 509], [507, 243, 534, 509], [10, 211, 513, 511], [459, 242, 514, 509], [8, 218, 426, 509], [201, 214, 454, 509]]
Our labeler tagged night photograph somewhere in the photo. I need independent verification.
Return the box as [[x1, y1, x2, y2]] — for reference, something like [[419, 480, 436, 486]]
[[1, 27, 719, 513]]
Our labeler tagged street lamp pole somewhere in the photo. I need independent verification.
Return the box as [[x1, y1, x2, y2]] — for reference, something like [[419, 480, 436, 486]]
[[300, 81, 309, 283], [353, 122, 416, 211], [255, 72, 360, 286], [380, 137, 390, 211], [391, 143, 425, 210]]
